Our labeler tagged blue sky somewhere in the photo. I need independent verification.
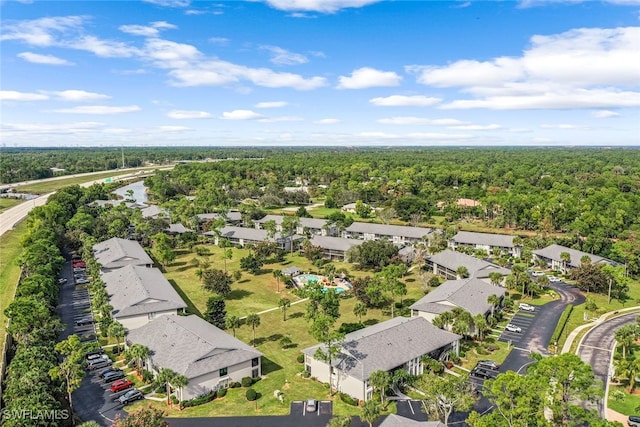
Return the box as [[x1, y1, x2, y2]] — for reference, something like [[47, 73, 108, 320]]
[[1, 0, 639, 147]]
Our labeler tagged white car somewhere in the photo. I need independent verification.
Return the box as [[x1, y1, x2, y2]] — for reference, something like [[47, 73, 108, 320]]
[[505, 323, 522, 333], [519, 303, 535, 312], [531, 271, 545, 277], [548, 276, 561, 282]]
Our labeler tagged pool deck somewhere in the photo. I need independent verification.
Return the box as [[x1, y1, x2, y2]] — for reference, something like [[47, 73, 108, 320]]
[[292, 274, 351, 292]]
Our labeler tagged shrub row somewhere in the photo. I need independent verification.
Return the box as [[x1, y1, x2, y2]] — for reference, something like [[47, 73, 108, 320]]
[[550, 304, 574, 345], [181, 390, 217, 408]]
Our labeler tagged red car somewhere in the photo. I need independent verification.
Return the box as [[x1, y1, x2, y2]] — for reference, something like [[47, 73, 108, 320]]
[[110, 379, 134, 393], [73, 261, 86, 268]]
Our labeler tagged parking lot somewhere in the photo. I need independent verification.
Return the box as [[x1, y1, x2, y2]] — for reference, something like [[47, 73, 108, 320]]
[[290, 400, 332, 416], [498, 312, 536, 346]]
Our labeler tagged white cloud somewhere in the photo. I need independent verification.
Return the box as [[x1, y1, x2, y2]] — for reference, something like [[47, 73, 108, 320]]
[[356, 131, 472, 141], [540, 123, 589, 129], [315, 118, 340, 124], [592, 110, 620, 118], [261, 45, 308, 65], [103, 128, 133, 134], [411, 26, 640, 110], [369, 95, 442, 107], [1, 121, 103, 135], [157, 125, 191, 132], [71, 35, 141, 57], [0, 90, 49, 101], [49, 105, 141, 114], [0, 16, 84, 46], [45, 90, 111, 101], [258, 116, 304, 122], [262, 0, 382, 13], [119, 21, 176, 37], [17, 52, 73, 65], [255, 101, 288, 108], [220, 110, 264, 120], [449, 124, 502, 130], [377, 117, 468, 126], [338, 67, 401, 89], [209, 37, 230, 45], [167, 110, 212, 119], [142, 0, 190, 7]]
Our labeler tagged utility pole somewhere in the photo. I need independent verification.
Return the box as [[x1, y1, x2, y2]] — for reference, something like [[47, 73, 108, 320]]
[[121, 147, 125, 169]]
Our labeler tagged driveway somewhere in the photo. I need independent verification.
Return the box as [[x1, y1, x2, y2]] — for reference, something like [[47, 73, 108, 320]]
[[500, 281, 584, 375], [56, 255, 126, 426], [576, 311, 638, 417]]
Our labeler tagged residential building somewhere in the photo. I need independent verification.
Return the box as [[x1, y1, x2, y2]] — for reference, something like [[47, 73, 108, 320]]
[[196, 211, 243, 230], [342, 222, 432, 245], [166, 223, 193, 234], [532, 244, 616, 274], [450, 231, 521, 258], [103, 265, 187, 330], [254, 215, 337, 237], [205, 226, 299, 251], [410, 278, 506, 323], [93, 237, 153, 271], [302, 317, 460, 402], [308, 235, 365, 261], [127, 315, 262, 400], [281, 266, 302, 277], [425, 250, 511, 281]]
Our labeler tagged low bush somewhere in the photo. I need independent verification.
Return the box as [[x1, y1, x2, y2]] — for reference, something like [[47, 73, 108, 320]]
[[301, 370, 311, 378], [230, 382, 241, 388], [550, 304, 574, 345], [170, 395, 179, 405], [217, 388, 227, 398], [339, 392, 359, 406], [297, 354, 305, 363], [181, 390, 216, 408], [241, 377, 253, 388], [246, 388, 257, 401]]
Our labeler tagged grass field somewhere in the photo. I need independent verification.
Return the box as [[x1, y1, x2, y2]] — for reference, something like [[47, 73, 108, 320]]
[[0, 222, 26, 353], [0, 198, 25, 213], [13, 168, 154, 194]]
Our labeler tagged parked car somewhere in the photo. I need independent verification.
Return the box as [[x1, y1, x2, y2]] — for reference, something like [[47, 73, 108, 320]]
[[58, 278, 68, 284], [103, 370, 125, 383], [98, 367, 120, 379], [505, 323, 522, 333], [477, 360, 500, 371], [518, 303, 535, 312], [628, 415, 640, 426], [470, 367, 498, 380], [73, 268, 86, 273], [76, 278, 90, 284], [86, 352, 105, 361], [110, 379, 134, 393], [306, 399, 317, 413], [531, 271, 545, 277], [548, 276, 561, 282], [118, 389, 144, 405], [87, 356, 112, 370], [75, 317, 93, 326]]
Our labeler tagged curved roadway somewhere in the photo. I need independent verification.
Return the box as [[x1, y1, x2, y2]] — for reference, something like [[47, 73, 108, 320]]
[[576, 311, 638, 417]]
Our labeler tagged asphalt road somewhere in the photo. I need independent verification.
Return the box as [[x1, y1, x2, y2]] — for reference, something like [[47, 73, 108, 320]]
[[500, 281, 585, 375], [576, 311, 638, 417]]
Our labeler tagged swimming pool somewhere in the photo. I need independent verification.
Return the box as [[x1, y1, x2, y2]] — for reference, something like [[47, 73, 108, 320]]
[[291, 274, 351, 293]]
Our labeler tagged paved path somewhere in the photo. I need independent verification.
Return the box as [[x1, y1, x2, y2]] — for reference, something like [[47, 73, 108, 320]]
[[239, 297, 308, 320]]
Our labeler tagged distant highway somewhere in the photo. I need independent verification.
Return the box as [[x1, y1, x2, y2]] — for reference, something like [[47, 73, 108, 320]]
[[0, 166, 173, 237]]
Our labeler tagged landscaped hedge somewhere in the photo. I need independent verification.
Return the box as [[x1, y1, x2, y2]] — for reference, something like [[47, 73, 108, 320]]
[[339, 392, 359, 406], [246, 388, 257, 401], [181, 390, 216, 408], [550, 304, 574, 346], [241, 376, 254, 387]]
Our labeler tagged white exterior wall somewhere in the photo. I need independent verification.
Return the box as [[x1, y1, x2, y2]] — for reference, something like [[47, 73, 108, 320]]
[[119, 309, 178, 331], [181, 358, 259, 400], [411, 310, 438, 323]]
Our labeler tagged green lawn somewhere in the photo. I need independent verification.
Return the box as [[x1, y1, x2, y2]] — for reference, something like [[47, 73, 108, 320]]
[[0, 198, 25, 213], [14, 168, 154, 194], [0, 222, 27, 354], [608, 384, 640, 416]]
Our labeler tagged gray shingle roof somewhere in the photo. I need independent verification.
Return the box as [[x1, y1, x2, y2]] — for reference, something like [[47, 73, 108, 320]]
[[282, 266, 301, 276], [254, 214, 284, 225], [309, 235, 365, 252], [410, 278, 505, 316], [140, 204, 167, 219], [127, 315, 262, 379], [303, 317, 460, 381], [379, 415, 445, 427], [205, 226, 277, 241], [103, 265, 187, 318], [452, 231, 517, 248], [533, 244, 615, 268], [196, 211, 242, 222], [299, 217, 330, 229], [167, 223, 193, 234], [427, 250, 511, 278], [93, 238, 154, 269], [345, 222, 432, 239]]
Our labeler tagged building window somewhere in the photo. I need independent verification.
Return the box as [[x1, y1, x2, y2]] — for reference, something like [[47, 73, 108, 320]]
[[305, 364, 311, 373], [252, 368, 260, 378], [219, 367, 228, 377], [147, 312, 156, 320], [252, 357, 259, 367]]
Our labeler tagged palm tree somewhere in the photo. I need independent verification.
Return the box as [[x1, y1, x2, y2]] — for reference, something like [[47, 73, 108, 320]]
[[360, 399, 381, 427], [225, 315, 240, 337], [473, 314, 489, 342], [560, 251, 571, 274], [156, 368, 177, 405], [368, 370, 391, 405], [618, 356, 640, 393], [125, 344, 150, 377], [487, 294, 500, 317], [107, 321, 126, 354], [278, 297, 291, 321], [488, 272, 503, 287], [456, 266, 469, 279], [171, 373, 189, 403], [354, 302, 368, 323], [326, 416, 352, 427], [273, 269, 283, 293], [222, 248, 233, 273], [246, 313, 261, 346], [616, 324, 639, 359]]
